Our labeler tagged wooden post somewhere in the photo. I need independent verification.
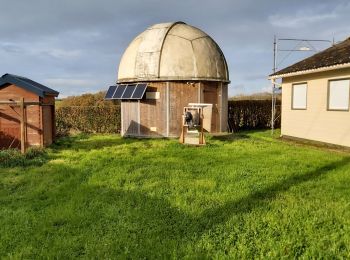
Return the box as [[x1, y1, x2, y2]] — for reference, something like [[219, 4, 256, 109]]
[[199, 109, 205, 145], [24, 105, 27, 147], [52, 105, 56, 142], [20, 97, 26, 154], [179, 115, 185, 144]]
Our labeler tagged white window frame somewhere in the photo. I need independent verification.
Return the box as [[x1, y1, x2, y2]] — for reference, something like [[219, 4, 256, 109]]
[[328, 79, 350, 111], [292, 83, 307, 110]]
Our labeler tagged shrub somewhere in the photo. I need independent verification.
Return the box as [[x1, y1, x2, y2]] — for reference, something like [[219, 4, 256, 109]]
[[56, 105, 121, 136], [0, 149, 24, 167], [24, 147, 46, 160], [0, 147, 47, 168]]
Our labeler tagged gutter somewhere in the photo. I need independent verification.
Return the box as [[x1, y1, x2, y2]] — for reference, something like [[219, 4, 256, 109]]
[[269, 62, 350, 80]]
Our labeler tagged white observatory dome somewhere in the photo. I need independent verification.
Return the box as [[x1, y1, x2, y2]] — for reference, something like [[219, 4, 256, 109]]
[[117, 21, 229, 83]]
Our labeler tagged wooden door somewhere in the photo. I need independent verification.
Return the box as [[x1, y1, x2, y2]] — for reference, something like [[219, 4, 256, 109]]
[[121, 101, 140, 136]]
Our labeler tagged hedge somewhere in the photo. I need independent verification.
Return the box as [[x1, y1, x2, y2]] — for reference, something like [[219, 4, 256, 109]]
[[56, 106, 121, 136], [228, 100, 281, 132], [56, 101, 280, 135]]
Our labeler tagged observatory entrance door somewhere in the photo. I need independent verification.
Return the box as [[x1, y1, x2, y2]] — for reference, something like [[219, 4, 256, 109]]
[[203, 86, 218, 132], [121, 101, 140, 136]]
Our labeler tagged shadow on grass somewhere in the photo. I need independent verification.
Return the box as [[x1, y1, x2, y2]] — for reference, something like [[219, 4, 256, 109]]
[[40, 157, 350, 257], [52, 134, 149, 151], [2, 150, 349, 257], [210, 132, 251, 142], [200, 156, 350, 226]]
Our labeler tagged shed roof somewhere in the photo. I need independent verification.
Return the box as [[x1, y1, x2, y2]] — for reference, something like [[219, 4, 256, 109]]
[[270, 37, 350, 78], [0, 74, 59, 97], [118, 21, 229, 83]]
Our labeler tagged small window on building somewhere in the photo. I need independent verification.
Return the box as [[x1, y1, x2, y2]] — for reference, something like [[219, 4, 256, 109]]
[[328, 79, 350, 111], [292, 83, 307, 110]]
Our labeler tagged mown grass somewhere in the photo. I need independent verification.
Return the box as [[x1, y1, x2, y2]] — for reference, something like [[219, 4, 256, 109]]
[[0, 130, 349, 258]]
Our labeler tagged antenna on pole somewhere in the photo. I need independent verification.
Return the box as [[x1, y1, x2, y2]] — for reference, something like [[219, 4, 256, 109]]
[[271, 36, 332, 135], [271, 35, 277, 135]]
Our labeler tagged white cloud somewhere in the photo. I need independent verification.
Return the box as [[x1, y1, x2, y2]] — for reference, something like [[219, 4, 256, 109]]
[[261, 85, 273, 93], [0, 41, 82, 59], [269, 10, 337, 28], [43, 49, 82, 59], [0, 43, 23, 53], [230, 84, 246, 95], [43, 78, 104, 98], [44, 78, 97, 87]]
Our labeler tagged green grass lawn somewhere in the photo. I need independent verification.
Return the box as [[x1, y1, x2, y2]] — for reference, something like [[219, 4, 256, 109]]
[[1, 130, 350, 258]]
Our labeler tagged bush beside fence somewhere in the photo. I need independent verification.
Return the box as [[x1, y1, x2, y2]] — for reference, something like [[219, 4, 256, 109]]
[[56, 100, 280, 135]]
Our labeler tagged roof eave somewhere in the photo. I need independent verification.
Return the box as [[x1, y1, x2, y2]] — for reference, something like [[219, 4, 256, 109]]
[[1, 74, 59, 97], [44, 92, 59, 97], [2, 74, 44, 97], [117, 77, 230, 84], [268, 62, 350, 80]]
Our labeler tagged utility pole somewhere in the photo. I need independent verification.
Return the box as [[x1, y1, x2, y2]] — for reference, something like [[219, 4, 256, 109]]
[[271, 37, 331, 135], [271, 35, 277, 135]]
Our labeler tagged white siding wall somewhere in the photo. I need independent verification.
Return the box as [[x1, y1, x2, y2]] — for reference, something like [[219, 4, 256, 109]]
[[281, 67, 350, 147]]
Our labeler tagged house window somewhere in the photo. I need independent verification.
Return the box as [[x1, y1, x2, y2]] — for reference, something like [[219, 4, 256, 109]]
[[328, 79, 350, 111], [292, 83, 307, 110]]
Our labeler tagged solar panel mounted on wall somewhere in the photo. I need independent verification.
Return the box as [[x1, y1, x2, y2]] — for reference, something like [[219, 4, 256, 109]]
[[122, 84, 136, 99], [113, 85, 127, 99], [131, 83, 147, 99], [105, 85, 118, 99], [105, 83, 147, 100]]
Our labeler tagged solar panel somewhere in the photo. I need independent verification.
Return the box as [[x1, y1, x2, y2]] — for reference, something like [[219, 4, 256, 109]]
[[113, 84, 127, 99], [131, 83, 147, 99], [105, 85, 118, 99], [107, 83, 148, 100], [122, 84, 136, 99]]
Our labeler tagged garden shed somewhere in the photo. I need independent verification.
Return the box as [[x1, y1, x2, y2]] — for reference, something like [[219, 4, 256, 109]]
[[0, 74, 59, 152], [105, 21, 229, 137]]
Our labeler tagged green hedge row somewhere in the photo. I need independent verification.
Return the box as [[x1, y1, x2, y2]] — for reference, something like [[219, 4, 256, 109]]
[[228, 100, 281, 132], [56, 106, 121, 136], [56, 101, 280, 135]]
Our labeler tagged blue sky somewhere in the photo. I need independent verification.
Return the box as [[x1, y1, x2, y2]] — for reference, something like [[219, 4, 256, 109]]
[[0, 0, 349, 97]]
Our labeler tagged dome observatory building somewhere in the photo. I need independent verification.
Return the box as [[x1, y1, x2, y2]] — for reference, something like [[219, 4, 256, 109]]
[[105, 21, 229, 138]]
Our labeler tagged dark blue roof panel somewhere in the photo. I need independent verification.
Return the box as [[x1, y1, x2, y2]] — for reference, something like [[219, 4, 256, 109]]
[[0, 74, 59, 97]]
